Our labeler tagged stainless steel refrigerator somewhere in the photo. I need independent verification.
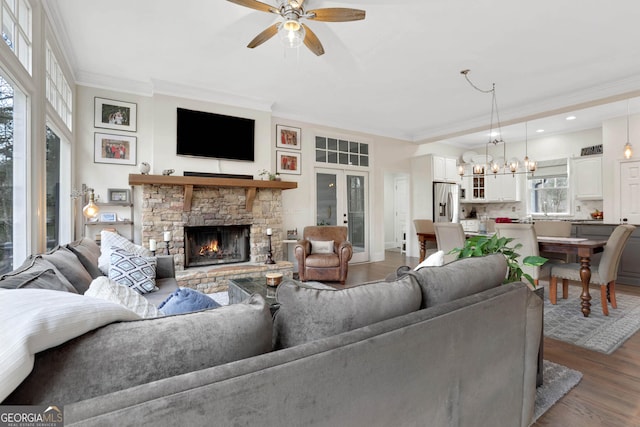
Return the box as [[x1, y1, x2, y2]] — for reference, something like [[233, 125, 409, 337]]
[[433, 182, 460, 223]]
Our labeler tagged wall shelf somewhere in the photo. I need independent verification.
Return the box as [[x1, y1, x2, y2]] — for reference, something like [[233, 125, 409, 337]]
[[128, 174, 298, 211]]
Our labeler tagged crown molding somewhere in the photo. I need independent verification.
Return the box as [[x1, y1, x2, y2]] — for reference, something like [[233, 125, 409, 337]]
[[150, 79, 274, 113], [413, 75, 640, 144]]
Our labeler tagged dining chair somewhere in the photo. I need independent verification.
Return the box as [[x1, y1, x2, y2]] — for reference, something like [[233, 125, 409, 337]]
[[549, 224, 635, 315], [433, 222, 466, 264], [534, 220, 573, 263], [495, 223, 542, 286]]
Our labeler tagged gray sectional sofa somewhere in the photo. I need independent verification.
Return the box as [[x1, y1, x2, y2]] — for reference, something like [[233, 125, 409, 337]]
[[1, 240, 542, 427]]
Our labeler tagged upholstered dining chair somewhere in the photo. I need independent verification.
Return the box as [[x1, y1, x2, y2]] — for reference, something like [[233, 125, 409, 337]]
[[534, 220, 573, 263], [495, 223, 543, 286], [549, 224, 635, 316], [294, 226, 353, 285], [433, 222, 466, 264]]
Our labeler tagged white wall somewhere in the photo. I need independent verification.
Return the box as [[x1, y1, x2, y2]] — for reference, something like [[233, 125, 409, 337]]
[[74, 84, 419, 261], [273, 117, 417, 263], [75, 85, 274, 243]]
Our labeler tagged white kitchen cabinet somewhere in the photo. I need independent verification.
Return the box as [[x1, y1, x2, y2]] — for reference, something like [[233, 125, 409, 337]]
[[432, 155, 459, 183], [572, 156, 602, 200], [486, 173, 520, 202]]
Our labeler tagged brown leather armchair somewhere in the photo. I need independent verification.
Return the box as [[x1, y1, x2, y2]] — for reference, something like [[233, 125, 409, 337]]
[[294, 226, 353, 284]]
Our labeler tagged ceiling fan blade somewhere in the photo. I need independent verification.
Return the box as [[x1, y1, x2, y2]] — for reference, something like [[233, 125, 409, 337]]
[[247, 23, 279, 48], [227, 0, 278, 14], [301, 24, 324, 56], [306, 8, 366, 22]]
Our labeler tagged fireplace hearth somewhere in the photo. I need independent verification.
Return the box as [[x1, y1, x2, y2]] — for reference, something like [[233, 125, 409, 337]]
[[184, 225, 250, 268]]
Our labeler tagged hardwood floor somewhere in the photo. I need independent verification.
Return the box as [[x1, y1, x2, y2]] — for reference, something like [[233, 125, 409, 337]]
[[349, 250, 640, 427]]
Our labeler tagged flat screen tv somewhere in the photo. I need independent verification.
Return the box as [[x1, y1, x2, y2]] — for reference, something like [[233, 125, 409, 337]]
[[176, 108, 255, 161]]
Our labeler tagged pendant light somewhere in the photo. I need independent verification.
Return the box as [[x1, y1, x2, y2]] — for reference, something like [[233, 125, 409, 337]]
[[82, 188, 100, 219], [624, 100, 633, 159], [523, 122, 536, 172]]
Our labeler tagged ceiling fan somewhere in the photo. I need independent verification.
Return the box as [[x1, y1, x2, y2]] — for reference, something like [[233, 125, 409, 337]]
[[227, 0, 366, 56]]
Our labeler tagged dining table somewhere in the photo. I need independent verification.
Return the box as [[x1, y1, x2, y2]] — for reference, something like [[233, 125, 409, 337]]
[[415, 231, 608, 317]]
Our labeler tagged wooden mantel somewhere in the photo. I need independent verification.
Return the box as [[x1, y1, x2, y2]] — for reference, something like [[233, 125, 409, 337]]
[[128, 174, 297, 211]]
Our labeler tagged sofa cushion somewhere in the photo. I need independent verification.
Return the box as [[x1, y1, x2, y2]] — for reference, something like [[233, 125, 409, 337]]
[[0, 257, 77, 293], [41, 246, 93, 293], [158, 288, 220, 315], [85, 277, 160, 318], [66, 238, 103, 279], [108, 248, 157, 294], [98, 230, 152, 275], [4, 294, 273, 405], [0, 288, 141, 402], [412, 253, 508, 308], [273, 277, 422, 349]]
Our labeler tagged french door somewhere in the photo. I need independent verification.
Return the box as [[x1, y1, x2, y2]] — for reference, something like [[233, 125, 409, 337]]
[[315, 168, 369, 263]]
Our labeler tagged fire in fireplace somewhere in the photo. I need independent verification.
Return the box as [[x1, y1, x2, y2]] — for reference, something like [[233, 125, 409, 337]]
[[184, 225, 250, 268]]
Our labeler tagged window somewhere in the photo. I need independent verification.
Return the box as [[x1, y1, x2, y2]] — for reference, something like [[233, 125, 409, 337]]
[[0, 73, 26, 274], [46, 42, 73, 130], [1, 0, 32, 73], [315, 136, 369, 167], [46, 126, 60, 250], [528, 159, 569, 215]]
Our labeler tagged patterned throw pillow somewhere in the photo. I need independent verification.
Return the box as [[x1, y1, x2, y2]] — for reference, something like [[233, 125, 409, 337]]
[[85, 277, 160, 318], [108, 248, 157, 294], [98, 230, 153, 275]]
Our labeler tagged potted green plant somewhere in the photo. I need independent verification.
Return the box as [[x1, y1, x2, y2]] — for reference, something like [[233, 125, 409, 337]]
[[449, 234, 547, 287], [258, 169, 277, 181]]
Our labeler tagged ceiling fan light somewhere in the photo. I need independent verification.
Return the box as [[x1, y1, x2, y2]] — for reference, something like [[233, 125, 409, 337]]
[[279, 21, 305, 48]]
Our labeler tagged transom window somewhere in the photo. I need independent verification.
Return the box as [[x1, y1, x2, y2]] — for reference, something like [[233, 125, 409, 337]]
[[315, 136, 369, 167], [46, 42, 73, 130], [1, 0, 32, 73]]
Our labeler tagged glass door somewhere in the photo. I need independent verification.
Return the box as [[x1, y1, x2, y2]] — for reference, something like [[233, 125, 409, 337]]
[[315, 168, 369, 263]]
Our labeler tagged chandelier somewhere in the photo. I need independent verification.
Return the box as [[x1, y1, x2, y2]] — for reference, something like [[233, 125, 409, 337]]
[[458, 70, 536, 178]]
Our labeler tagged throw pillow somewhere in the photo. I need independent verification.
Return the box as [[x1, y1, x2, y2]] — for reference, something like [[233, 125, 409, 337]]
[[0, 288, 140, 402], [310, 240, 334, 254], [273, 277, 422, 349], [0, 256, 77, 293], [98, 230, 152, 275], [158, 288, 221, 315], [108, 248, 157, 294], [85, 277, 160, 318], [41, 246, 94, 293], [66, 238, 103, 279], [414, 250, 445, 270]]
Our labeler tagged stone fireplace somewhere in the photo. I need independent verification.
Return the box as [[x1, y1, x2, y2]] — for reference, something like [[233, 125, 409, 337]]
[[184, 225, 250, 268], [133, 174, 297, 293]]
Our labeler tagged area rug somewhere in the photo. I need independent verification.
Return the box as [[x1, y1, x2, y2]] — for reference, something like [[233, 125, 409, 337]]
[[542, 285, 640, 354], [532, 360, 583, 424]]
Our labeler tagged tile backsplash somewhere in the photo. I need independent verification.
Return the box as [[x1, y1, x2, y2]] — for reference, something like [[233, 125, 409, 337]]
[[461, 199, 604, 221]]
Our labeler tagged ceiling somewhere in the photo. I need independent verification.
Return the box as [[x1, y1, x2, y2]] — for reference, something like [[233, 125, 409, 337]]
[[48, 0, 640, 147]]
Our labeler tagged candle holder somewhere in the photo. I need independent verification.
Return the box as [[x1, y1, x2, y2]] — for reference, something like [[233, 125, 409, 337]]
[[265, 233, 276, 265]]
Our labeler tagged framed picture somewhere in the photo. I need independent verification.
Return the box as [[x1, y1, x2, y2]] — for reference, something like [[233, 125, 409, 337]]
[[94, 132, 137, 165], [94, 97, 137, 132], [276, 150, 301, 175], [99, 212, 117, 222], [276, 125, 301, 150], [107, 188, 131, 204]]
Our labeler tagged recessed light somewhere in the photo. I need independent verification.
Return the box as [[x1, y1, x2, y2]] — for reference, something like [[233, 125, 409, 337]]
[[536, 129, 545, 133], [488, 131, 499, 137], [566, 115, 576, 121]]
